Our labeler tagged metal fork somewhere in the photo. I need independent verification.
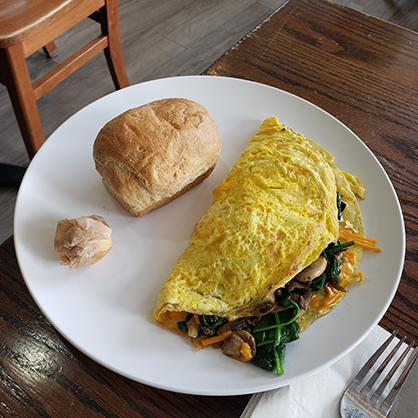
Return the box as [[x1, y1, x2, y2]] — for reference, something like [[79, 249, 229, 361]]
[[340, 330, 418, 418]]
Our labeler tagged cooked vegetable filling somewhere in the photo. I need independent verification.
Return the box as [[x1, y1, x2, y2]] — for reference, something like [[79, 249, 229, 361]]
[[176, 238, 357, 374], [155, 117, 382, 377], [174, 190, 378, 375]]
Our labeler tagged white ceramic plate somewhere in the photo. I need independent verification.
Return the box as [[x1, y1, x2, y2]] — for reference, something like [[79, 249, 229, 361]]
[[14, 76, 405, 396]]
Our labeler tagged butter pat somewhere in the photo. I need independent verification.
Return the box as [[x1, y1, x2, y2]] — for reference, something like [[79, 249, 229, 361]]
[[54, 215, 112, 269]]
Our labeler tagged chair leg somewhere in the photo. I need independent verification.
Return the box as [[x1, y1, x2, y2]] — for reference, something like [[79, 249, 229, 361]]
[[101, 0, 129, 90], [43, 41, 59, 58], [1, 45, 45, 159]]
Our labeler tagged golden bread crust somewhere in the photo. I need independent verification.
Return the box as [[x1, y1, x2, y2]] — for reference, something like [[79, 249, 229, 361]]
[[93, 98, 221, 216]]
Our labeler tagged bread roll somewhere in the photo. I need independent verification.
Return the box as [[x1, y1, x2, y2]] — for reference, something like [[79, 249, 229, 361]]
[[93, 98, 221, 217]]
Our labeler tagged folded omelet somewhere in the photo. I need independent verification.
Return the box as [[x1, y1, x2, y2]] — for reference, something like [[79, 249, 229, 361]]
[[153, 117, 373, 371]]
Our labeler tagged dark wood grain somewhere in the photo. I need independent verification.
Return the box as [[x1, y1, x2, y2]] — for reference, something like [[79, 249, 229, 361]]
[[1, 0, 418, 415], [206, 0, 418, 343], [0, 239, 251, 416]]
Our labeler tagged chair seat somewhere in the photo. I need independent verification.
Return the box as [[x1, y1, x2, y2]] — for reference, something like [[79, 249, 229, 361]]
[[1, 0, 83, 44], [0, 0, 105, 57], [0, 0, 129, 159]]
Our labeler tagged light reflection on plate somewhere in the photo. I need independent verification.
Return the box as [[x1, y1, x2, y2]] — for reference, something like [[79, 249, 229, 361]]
[[14, 76, 404, 396]]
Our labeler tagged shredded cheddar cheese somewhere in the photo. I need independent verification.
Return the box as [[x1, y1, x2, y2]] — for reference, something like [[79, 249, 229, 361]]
[[340, 249, 356, 287], [317, 284, 344, 315], [239, 343, 253, 362], [309, 293, 322, 308], [339, 228, 382, 252], [200, 331, 232, 346]]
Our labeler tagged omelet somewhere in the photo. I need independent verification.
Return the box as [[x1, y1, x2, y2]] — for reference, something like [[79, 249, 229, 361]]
[[153, 117, 377, 373]]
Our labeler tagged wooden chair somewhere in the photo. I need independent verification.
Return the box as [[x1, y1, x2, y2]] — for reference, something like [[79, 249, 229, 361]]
[[0, 0, 129, 159]]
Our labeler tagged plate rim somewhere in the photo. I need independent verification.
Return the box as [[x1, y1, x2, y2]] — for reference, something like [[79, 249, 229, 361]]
[[13, 75, 405, 396]]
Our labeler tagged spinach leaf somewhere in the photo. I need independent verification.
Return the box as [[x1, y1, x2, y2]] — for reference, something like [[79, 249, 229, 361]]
[[337, 192, 347, 222], [306, 240, 355, 290], [276, 289, 293, 308], [251, 306, 300, 375], [251, 342, 281, 372], [275, 343, 287, 375], [307, 271, 327, 291], [252, 341, 287, 375], [326, 240, 355, 255], [280, 321, 300, 344], [200, 315, 227, 329], [177, 321, 188, 332], [328, 257, 342, 281]]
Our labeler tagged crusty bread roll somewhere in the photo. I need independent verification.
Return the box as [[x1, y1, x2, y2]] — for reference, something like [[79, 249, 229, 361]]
[[93, 98, 221, 217]]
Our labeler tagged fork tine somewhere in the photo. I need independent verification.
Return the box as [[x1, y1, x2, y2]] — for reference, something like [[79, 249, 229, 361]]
[[341, 331, 418, 418], [352, 330, 399, 391], [380, 346, 418, 414], [364, 335, 407, 398], [371, 339, 413, 405]]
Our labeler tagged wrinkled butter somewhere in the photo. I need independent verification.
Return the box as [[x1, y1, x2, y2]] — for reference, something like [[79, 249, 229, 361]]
[[54, 215, 112, 269]]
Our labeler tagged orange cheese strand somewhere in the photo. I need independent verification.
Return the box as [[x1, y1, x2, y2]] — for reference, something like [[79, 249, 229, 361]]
[[317, 284, 344, 315], [167, 311, 188, 323], [339, 228, 382, 252], [239, 342, 253, 362], [340, 248, 356, 287], [309, 293, 322, 308], [200, 331, 232, 347]]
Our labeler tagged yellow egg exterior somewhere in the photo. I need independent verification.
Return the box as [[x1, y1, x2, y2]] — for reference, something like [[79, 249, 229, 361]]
[[154, 117, 347, 323]]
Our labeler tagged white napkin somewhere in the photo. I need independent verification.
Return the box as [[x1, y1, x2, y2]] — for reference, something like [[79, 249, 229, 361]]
[[240, 325, 418, 418]]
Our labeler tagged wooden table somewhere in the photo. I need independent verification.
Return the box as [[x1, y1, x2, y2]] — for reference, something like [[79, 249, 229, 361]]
[[1, 0, 418, 416]]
